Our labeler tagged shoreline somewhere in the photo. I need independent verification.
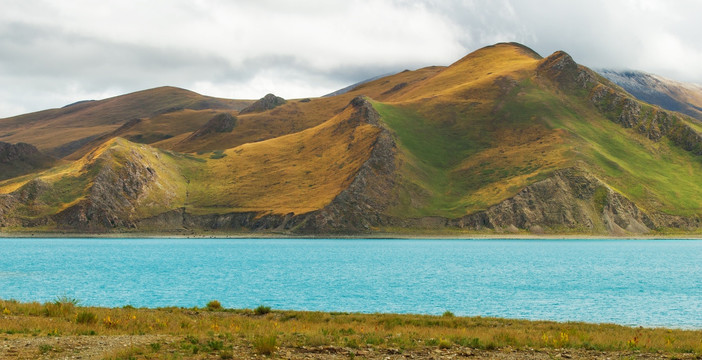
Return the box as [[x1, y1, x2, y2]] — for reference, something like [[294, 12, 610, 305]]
[[2, 301, 701, 359], [2, 232, 702, 240]]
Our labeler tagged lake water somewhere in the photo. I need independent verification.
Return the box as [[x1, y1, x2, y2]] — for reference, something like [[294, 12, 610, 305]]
[[1, 238, 700, 329]]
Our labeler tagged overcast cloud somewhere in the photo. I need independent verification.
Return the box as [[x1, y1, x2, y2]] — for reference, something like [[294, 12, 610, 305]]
[[1, 0, 701, 117]]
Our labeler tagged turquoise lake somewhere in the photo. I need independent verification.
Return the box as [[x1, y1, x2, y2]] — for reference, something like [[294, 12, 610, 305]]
[[1, 238, 700, 328]]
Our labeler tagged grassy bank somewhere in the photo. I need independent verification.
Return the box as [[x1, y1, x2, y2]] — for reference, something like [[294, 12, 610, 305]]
[[1, 299, 701, 359]]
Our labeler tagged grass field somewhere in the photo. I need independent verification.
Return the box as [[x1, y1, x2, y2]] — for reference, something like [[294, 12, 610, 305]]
[[1, 299, 701, 359]]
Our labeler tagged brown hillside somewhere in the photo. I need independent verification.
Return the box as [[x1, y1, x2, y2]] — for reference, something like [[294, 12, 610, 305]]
[[0, 87, 252, 156]]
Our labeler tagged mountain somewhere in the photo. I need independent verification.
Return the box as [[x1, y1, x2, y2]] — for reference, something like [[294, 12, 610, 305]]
[[598, 69, 702, 121], [0, 86, 253, 158], [1, 42, 701, 235], [323, 72, 397, 97]]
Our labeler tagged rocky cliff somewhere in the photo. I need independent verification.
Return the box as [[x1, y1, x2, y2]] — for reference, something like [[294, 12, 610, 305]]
[[451, 168, 698, 234]]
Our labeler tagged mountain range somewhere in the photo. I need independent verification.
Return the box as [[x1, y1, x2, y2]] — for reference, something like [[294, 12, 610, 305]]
[[598, 69, 702, 121], [1, 42, 701, 235]]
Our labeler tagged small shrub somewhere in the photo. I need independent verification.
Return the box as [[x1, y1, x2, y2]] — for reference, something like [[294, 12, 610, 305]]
[[45, 296, 79, 317], [452, 337, 481, 348], [438, 338, 452, 349], [55, 296, 80, 306], [76, 311, 98, 324], [220, 350, 234, 359], [103, 315, 119, 328], [254, 305, 271, 315], [363, 333, 384, 346], [38, 344, 53, 354], [185, 335, 199, 344], [210, 150, 227, 159], [345, 338, 359, 349], [253, 333, 277, 355], [207, 340, 224, 351], [306, 332, 331, 347], [442, 311, 454, 317], [207, 300, 222, 310], [149, 342, 161, 352]]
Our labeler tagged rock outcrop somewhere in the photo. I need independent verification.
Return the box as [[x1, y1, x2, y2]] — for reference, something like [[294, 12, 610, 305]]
[[52, 144, 177, 230], [538, 51, 702, 156], [0, 142, 55, 181], [450, 169, 652, 233], [182, 113, 237, 141], [239, 94, 286, 114], [298, 97, 397, 232]]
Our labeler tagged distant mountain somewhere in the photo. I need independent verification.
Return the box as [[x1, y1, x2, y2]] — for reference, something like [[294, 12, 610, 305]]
[[1, 43, 701, 235], [598, 69, 702, 120], [323, 73, 396, 97], [0, 86, 253, 157]]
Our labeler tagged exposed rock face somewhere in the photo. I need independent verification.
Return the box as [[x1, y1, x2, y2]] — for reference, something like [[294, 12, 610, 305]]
[[537, 51, 598, 91], [0, 195, 19, 227], [538, 51, 702, 156], [589, 85, 702, 154], [299, 97, 397, 232], [183, 113, 237, 141], [52, 146, 173, 230], [0, 142, 40, 163], [0, 142, 55, 181], [239, 94, 286, 114], [135, 96, 399, 234], [448, 168, 696, 234]]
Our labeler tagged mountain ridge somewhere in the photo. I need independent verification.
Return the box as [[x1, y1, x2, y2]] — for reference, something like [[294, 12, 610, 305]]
[[597, 69, 702, 121], [1, 43, 701, 235]]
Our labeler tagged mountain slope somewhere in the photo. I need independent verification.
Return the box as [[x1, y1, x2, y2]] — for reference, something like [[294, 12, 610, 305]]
[[0, 87, 252, 157], [0, 96, 388, 231], [598, 69, 702, 121], [370, 45, 702, 232], [1, 43, 701, 235]]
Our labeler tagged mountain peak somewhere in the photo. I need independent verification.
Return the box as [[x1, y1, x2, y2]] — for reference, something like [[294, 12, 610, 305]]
[[239, 93, 286, 114], [537, 51, 577, 80]]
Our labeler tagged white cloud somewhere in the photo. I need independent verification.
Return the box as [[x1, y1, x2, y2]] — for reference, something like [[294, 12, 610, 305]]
[[0, 0, 701, 117]]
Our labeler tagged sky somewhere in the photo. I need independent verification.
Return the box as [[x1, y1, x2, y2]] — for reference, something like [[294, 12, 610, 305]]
[[1, 0, 702, 118]]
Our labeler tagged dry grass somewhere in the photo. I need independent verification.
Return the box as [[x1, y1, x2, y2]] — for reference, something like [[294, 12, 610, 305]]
[[168, 65, 445, 153], [0, 86, 249, 153], [1, 299, 701, 358], [184, 104, 381, 215]]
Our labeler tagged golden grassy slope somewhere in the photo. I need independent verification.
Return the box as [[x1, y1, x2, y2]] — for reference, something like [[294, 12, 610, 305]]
[[184, 103, 381, 215], [1, 98, 383, 219], [168, 67, 444, 153]]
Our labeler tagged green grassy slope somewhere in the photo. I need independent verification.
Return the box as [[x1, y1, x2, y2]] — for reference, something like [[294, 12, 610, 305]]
[[372, 43, 702, 220]]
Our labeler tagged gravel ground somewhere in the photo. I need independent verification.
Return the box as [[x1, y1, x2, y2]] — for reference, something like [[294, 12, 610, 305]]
[[1, 334, 699, 360]]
